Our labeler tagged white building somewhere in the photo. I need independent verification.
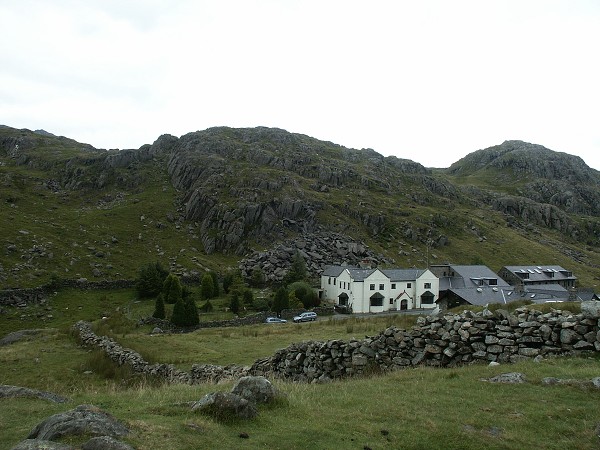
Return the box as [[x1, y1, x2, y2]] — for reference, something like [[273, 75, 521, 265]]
[[320, 265, 439, 313]]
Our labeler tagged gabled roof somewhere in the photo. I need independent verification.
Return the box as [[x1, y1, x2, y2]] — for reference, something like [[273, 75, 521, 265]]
[[447, 265, 510, 286], [346, 268, 377, 281], [381, 268, 426, 281], [321, 265, 348, 277]]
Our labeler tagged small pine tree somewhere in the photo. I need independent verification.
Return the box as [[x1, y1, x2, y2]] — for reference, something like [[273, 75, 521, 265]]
[[284, 251, 307, 285], [272, 287, 289, 314], [200, 273, 215, 300], [152, 293, 166, 319], [209, 271, 220, 297], [184, 296, 199, 326], [230, 291, 241, 315], [243, 289, 254, 306], [222, 271, 235, 294], [163, 274, 183, 304], [250, 267, 265, 288], [200, 299, 214, 313], [288, 291, 303, 309], [171, 297, 187, 327]]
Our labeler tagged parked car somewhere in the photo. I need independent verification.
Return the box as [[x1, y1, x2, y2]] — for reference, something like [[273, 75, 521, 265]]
[[293, 311, 317, 323], [265, 317, 287, 324]]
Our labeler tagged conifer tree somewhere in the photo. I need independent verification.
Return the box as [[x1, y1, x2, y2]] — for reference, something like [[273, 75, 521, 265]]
[[163, 273, 183, 305], [200, 273, 215, 300], [152, 293, 166, 319]]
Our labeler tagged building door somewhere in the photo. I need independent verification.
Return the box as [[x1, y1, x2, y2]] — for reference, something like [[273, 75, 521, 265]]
[[400, 299, 408, 310]]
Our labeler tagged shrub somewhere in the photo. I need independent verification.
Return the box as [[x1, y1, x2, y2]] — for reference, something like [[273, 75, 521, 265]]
[[288, 281, 319, 308], [136, 262, 169, 299], [230, 291, 241, 315], [272, 287, 289, 313], [200, 299, 214, 313], [243, 289, 254, 306]]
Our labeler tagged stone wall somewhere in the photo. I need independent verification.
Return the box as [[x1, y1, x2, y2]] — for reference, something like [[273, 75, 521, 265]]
[[72, 303, 600, 384], [0, 279, 136, 307]]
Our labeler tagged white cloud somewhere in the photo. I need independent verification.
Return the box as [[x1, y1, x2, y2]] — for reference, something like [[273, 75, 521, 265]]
[[1, 0, 599, 169]]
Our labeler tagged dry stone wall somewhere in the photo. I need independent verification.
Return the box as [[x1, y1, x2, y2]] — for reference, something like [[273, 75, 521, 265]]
[[72, 303, 600, 384]]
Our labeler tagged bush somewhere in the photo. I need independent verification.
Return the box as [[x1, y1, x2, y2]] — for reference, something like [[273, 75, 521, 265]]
[[230, 291, 241, 315], [243, 289, 254, 306], [288, 281, 319, 308], [136, 262, 169, 299], [272, 287, 289, 314]]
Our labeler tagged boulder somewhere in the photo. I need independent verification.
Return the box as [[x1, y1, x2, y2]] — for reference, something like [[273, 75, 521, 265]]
[[0, 385, 69, 403], [581, 301, 600, 319], [27, 405, 129, 441], [192, 392, 257, 420], [231, 376, 279, 404], [485, 372, 527, 384], [82, 436, 135, 450], [11, 439, 74, 450]]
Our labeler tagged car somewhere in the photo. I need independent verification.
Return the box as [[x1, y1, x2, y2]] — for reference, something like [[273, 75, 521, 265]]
[[265, 317, 287, 323], [293, 311, 317, 323]]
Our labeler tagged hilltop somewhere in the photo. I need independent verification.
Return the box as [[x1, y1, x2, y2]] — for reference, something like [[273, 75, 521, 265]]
[[0, 126, 599, 289]]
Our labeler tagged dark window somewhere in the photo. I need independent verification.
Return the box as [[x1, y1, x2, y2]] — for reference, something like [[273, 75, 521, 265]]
[[328, 277, 331, 285], [424, 282, 431, 289], [489, 279, 497, 286], [334, 279, 336, 285], [370, 297, 383, 307], [370, 284, 375, 290], [379, 284, 385, 290], [407, 283, 412, 288], [391, 283, 396, 289], [421, 292, 434, 304], [389, 298, 394, 305]]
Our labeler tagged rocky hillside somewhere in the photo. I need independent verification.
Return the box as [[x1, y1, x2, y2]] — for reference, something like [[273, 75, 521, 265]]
[[0, 126, 599, 288]]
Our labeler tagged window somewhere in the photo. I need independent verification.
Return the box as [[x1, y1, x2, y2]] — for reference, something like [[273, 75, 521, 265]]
[[389, 298, 394, 305], [328, 277, 331, 285], [424, 283, 431, 289], [391, 283, 396, 289], [421, 292, 435, 304], [370, 284, 375, 290], [334, 279, 336, 285], [379, 284, 385, 290], [488, 279, 498, 286], [407, 283, 412, 288], [370, 297, 383, 307]]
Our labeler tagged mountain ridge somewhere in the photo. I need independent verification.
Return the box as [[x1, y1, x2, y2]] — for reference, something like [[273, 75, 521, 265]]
[[0, 125, 598, 289]]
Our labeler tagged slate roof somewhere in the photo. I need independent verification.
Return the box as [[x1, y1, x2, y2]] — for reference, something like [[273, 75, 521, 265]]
[[444, 287, 517, 307], [501, 265, 576, 283], [346, 268, 377, 281], [381, 269, 426, 281], [321, 265, 347, 277]]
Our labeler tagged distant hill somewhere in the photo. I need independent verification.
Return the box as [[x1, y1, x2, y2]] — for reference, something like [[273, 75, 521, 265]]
[[0, 126, 598, 289]]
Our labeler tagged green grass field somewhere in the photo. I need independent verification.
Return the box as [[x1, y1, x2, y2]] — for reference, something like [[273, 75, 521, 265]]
[[1, 290, 600, 449]]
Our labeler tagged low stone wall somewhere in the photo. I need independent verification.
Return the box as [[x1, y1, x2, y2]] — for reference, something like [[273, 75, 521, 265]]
[[72, 321, 249, 383], [0, 279, 136, 306], [72, 303, 600, 384], [250, 303, 600, 382]]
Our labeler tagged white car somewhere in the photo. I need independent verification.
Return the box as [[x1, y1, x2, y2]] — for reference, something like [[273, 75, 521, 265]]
[[293, 311, 317, 323], [265, 317, 287, 324]]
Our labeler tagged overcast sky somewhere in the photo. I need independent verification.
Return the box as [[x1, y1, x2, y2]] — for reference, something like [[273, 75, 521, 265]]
[[1, 0, 599, 169]]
